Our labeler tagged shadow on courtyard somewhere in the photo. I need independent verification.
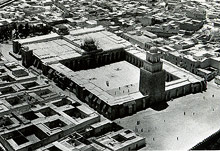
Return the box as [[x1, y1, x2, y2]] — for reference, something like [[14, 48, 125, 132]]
[[150, 102, 169, 111]]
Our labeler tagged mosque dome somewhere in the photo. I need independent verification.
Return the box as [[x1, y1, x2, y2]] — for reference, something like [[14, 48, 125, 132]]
[[149, 47, 158, 53]]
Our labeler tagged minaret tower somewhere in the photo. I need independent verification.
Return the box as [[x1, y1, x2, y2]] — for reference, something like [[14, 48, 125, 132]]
[[139, 47, 165, 103]]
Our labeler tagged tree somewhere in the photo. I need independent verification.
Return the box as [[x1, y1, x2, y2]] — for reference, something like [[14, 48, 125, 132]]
[[7, 25, 12, 40], [42, 25, 48, 35], [30, 25, 36, 35], [11, 22, 17, 30], [4, 26, 9, 41], [0, 28, 3, 42], [18, 24, 23, 33], [24, 23, 30, 38], [14, 29, 19, 39], [45, 24, 52, 34], [18, 24, 24, 37]]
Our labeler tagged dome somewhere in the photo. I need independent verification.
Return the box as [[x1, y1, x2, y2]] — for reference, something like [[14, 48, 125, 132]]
[[23, 46, 29, 51], [149, 47, 158, 53]]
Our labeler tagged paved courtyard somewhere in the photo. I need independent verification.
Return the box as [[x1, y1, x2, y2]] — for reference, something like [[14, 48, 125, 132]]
[[115, 81, 220, 150]]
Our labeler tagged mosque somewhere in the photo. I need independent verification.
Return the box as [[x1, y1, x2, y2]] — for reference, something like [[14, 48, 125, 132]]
[[13, 27, 206, 119]]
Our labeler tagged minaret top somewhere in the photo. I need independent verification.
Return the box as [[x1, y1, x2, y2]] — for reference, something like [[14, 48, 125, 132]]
[[146, 47, 161, 63]]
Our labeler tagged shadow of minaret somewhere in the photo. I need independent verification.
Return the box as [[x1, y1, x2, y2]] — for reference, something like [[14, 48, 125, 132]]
[[150, 102, 169, 111]]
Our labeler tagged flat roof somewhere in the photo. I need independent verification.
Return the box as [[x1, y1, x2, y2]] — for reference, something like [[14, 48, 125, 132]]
[[15, 33, 60, 44], [197, 68, 212, 74], [65, 30, 131, 51], [69, 26, 105, 36], [124, 32, 152, 44], [163, 59, 202, 83], [143, 30, 157, 39], [23, 39, 82, 64], [21, 27, 132, 64], [126, 46, 203, 83], [96, 129, 144, 150], [91, 120, 112, 129]]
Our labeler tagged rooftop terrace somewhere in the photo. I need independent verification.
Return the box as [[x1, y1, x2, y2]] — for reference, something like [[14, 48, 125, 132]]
[[65, 29, 131, 51], [23, 39, 82, 64]]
